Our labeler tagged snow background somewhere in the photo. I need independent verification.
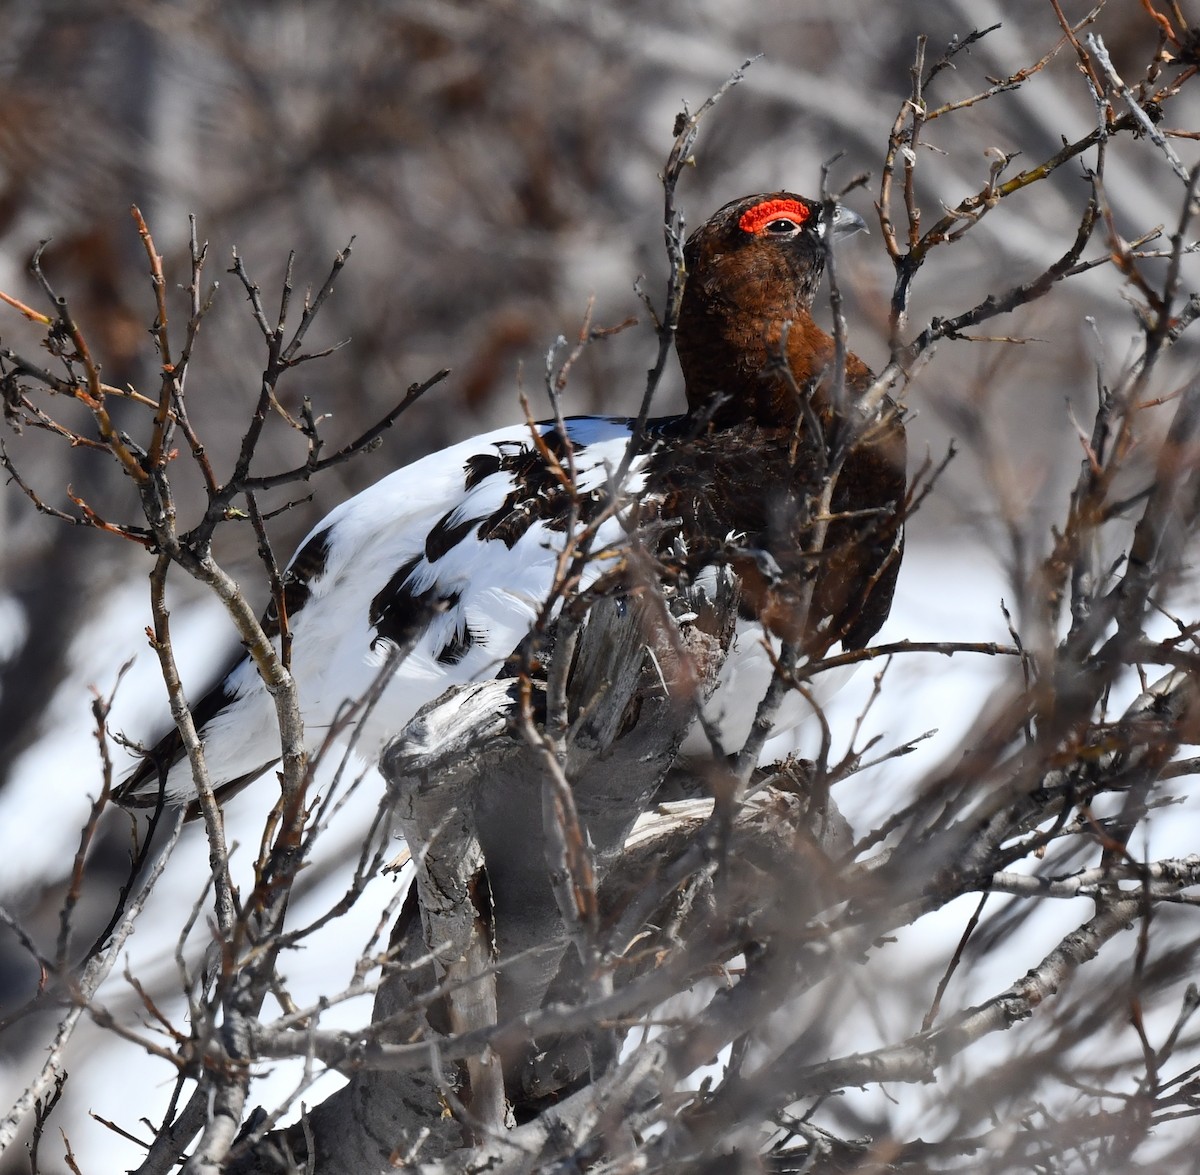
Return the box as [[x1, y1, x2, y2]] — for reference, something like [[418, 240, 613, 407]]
[[5, 529, 1194, 1169]]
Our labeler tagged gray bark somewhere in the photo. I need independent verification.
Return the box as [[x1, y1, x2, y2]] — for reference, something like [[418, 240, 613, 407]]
[[233, 575, 743, 1171]]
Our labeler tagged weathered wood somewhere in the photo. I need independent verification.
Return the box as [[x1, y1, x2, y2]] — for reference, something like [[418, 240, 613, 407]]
[[381, 576, 739, 1105], [237, 577, 743, 1171]]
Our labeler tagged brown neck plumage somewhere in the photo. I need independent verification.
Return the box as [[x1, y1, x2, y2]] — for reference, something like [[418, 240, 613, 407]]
[[676, 295, 867, 431]]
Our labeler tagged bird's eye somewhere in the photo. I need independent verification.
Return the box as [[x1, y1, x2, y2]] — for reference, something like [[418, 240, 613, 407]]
[[764, 218, 800, 234]]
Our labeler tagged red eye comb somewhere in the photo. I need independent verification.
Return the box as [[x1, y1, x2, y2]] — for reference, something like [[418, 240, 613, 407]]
[[737, 198, 811, 234]]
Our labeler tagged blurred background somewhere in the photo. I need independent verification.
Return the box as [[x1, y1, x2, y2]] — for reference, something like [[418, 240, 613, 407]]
[[2, 0, 1199, 1168]]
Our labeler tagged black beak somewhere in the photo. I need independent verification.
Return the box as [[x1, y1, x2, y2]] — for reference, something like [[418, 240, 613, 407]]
[[824, 205, 868, 240]]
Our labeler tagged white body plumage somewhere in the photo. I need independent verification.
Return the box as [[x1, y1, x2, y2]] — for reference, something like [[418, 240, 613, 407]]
[[141, 416, 660, 804]]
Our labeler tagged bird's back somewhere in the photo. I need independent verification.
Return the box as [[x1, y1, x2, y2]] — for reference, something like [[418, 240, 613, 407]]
[[118, 416, 649, 808]]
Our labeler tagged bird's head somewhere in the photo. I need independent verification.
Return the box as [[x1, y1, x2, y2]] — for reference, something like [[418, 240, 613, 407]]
[[682, 191, 866, 320], [676, 191, 867, 423]]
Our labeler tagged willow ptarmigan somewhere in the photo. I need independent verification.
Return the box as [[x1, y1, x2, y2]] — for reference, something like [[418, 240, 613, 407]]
[[117, 192, 906, 809]]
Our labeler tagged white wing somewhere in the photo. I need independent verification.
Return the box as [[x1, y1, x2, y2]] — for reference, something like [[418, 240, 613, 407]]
[[150, 416, 645, 803]]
